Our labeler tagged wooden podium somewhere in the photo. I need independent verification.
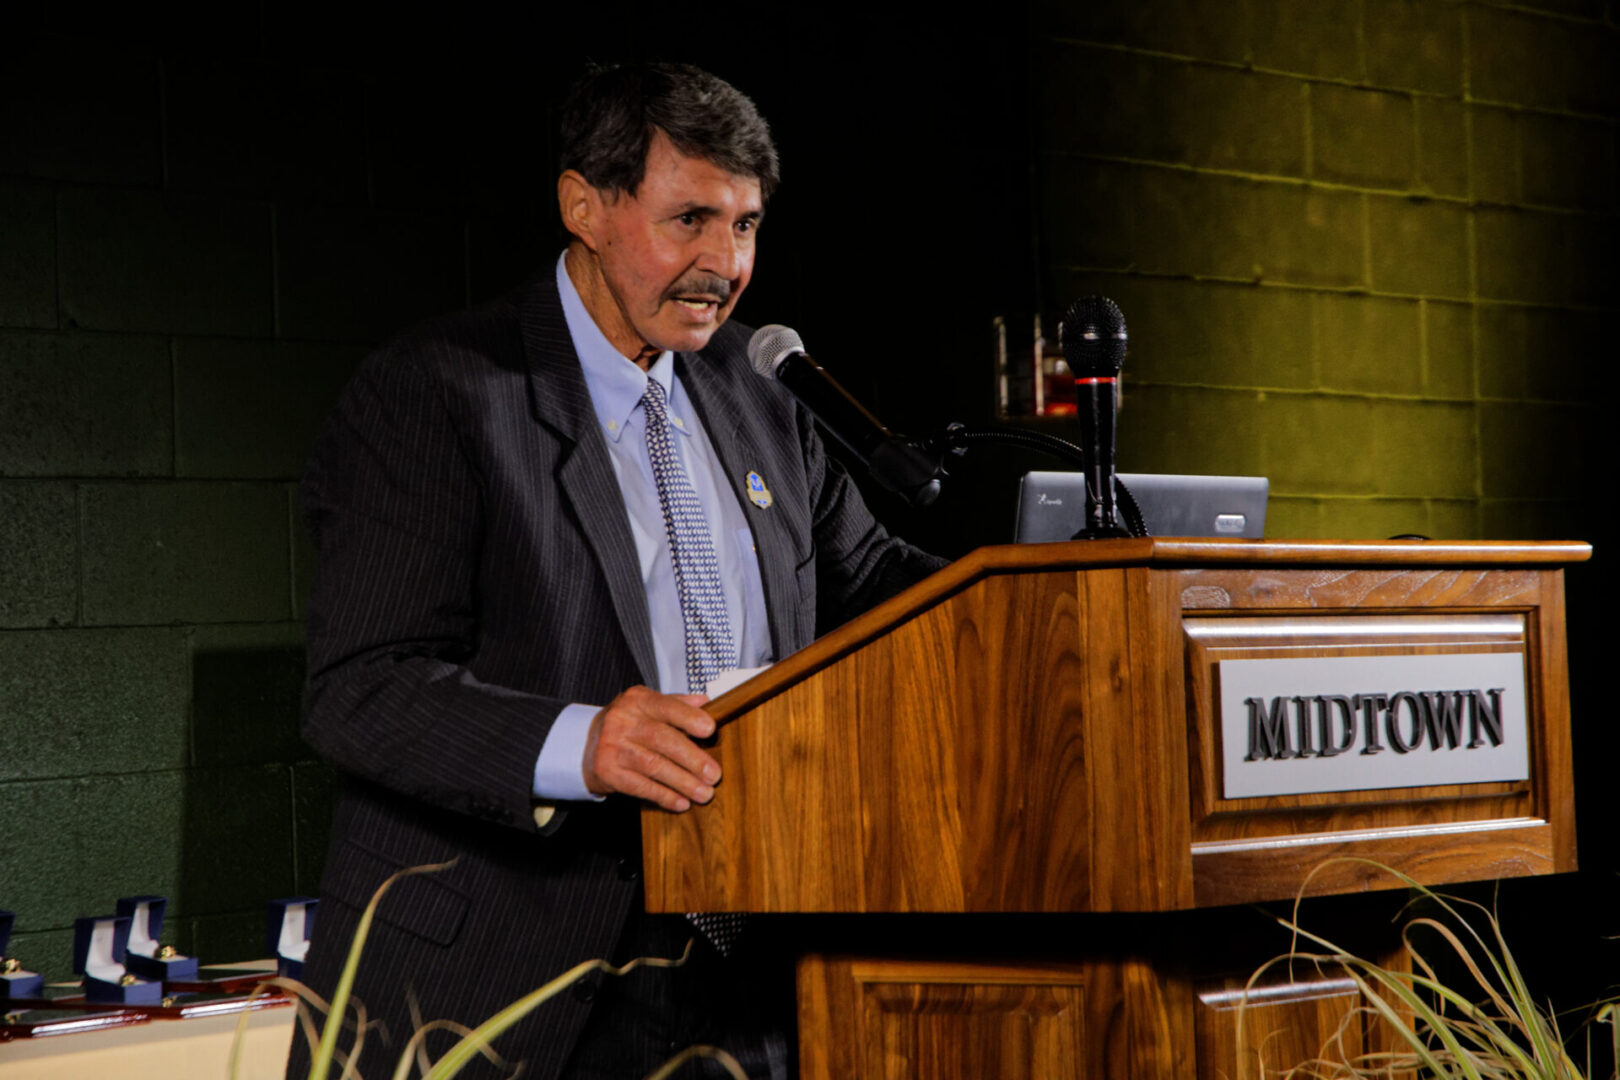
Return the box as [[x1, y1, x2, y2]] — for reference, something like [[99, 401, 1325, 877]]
[[641, 539, 1588, 1078]]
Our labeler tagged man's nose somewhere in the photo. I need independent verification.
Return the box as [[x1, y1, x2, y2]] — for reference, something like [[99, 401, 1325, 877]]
[[694, 224, 746, 279]]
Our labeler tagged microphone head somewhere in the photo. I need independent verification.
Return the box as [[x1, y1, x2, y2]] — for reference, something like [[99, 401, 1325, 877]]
[[747, 324, 806, 378], [1059, 295, 1127, 377]]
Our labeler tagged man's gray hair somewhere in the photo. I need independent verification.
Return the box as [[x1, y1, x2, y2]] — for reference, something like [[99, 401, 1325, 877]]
[[559, 62, 780, 199]]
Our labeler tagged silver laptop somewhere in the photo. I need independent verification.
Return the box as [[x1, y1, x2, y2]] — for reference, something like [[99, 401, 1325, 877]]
[[1015, 472, 1269, 541]]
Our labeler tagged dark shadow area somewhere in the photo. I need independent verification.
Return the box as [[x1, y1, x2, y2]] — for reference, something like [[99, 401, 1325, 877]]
[[179, 645, 333, 963]]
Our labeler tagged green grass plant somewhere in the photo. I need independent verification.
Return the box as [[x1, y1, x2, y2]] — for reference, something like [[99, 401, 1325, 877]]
[[1241, 859, 1617, 1079], [230, 860, 748, 1080]]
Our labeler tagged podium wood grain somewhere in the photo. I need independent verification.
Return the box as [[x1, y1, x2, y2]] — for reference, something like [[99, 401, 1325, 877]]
[[639, 539, 1588, 1078]]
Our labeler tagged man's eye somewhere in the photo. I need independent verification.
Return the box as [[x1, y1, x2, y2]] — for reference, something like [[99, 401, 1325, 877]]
[[735, 219, 755, 234], [677, 212, 699, 227]]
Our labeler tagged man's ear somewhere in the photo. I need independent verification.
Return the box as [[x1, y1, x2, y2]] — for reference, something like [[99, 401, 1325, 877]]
[[558, 170, 600, 250]]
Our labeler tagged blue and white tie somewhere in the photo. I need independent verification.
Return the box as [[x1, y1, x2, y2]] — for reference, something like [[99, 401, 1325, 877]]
[[642, 377, 746, 954], [642, 377, 735, 694]]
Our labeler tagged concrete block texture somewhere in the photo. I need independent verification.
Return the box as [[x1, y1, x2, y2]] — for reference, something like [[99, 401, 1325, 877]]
[[292, 760, 337, 895], [175, 764, 296, 915], [1039, 43, 1307, 177], [274, 204, 467, 341], [174, 338, 363, 479], [0, 772, 188, 935], [1479, 497, 1594, 541], [1116, 384, 1268, 476], [0, 627, 190, 781], [1262, 395, 1476, 497], [1314, 293, 1423, 395], [0, 180, 56, 329], [292, 484, 316, 622], [1428, 498, 1482, 540], [80, 482, 291, 625], [1040, 158, 1139, 270], [1050, 272, 1316, 390], [1364, 398, 1478, 498], [0, 482, 76, 628], [1472, 106, 1618, 212], [1468, 5, 1620, 115], [1317, 497, 1434, 539], [0, 765, 293, 937], [0, 331, 173, 477], [1367, 196, 1470, 298], [1310, 84, 1416, 188], [1517, 112, 1619, 212], [1259, 395, 1380, 495], [0, 44, 161, 185], [1264, 495, 1323, 538], [1133, 168, 1365, 286], [57, 188, 273, 336], [1508, 0, 1606, 18], [1469, 106, 1521, 205], [1476, 304, 1607, 402], [1476, 206, 1619, 306], [1413, 98, 1469, 199], [1364, 0, 1464, 95], [1031, 0, 1249, 61], [1422, 300, 1475, 400], [1251, 0, 1363, 80], [186, 910, 273, 971], [1193, 494, 1479, 541], [191, 643, 308, 769]]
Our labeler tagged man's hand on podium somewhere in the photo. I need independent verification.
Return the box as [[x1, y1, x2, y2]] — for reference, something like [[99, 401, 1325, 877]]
[[582, 685, 723, 812]]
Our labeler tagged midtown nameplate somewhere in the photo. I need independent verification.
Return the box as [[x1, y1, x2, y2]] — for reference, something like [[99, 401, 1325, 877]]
[[1218, 652, 1529, 799]]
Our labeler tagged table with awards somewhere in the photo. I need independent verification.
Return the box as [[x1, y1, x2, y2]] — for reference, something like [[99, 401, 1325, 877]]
[[1, 899, 314, 1078]]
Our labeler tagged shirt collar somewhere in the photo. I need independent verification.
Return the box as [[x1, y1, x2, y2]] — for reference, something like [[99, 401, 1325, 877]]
[[555, 251, 679, 443]]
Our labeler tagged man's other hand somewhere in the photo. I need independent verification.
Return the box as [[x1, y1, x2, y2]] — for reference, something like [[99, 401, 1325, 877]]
[[581, 686, 722, 812]]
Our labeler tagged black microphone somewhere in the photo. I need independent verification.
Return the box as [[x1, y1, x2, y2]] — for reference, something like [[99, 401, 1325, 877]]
[[747, 325, 941, 506], [1060, 296, 1130, 539]]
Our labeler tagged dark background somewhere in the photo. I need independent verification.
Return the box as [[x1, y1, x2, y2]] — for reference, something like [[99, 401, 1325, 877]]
[[4, 0, 1617, 1044]]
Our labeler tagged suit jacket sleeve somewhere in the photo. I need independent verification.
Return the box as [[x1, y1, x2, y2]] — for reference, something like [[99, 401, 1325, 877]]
[[796, 400, 948, 633], [301, 350, 559, 831]]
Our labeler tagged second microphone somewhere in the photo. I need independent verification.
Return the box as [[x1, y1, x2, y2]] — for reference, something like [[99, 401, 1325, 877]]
[[747, 325, 943, 507]]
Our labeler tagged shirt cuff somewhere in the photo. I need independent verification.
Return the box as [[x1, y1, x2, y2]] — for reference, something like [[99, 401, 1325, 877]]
[[533, 703, 607, 802]]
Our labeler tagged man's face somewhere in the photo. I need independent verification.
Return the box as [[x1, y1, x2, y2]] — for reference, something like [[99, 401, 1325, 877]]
[[574, 131, 763, 360]]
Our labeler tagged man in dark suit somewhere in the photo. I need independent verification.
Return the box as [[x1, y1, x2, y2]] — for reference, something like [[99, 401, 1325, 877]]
[[291, 63, 943, 1080]]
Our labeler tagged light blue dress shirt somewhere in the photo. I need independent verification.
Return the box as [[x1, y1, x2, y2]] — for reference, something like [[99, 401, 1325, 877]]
[[531, 253, 773, 801]]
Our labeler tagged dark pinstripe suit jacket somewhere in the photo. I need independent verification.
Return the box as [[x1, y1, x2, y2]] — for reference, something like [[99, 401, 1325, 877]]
[[292, 271, 944, 1079]]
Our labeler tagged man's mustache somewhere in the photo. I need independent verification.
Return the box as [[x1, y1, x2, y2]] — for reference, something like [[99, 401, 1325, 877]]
[[666, 274, 732, 304]]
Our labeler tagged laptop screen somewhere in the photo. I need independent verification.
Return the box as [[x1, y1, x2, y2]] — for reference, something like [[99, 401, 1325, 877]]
[[1015, 472, 1269, 541]]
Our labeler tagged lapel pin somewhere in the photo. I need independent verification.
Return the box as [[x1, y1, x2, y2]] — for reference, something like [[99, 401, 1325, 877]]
[[745, 470, 773, 509]]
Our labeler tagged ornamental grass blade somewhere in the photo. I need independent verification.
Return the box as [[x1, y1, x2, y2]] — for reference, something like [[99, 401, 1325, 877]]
[[418, 940, 695, 1080], [642, 1045, 748, 1080], [306, 858, 458, 1080], [1253, 857, 1620, 1080]]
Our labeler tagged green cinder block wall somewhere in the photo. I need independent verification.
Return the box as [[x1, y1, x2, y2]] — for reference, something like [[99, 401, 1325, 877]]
[[0, 37, 551, 980], [4, 2, 1617, 994], [1032, 0, 1616, 542]]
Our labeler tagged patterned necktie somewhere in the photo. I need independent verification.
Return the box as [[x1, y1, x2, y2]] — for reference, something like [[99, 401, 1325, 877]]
[[641, 377, 746, 955], [641, 377, 735, 694]]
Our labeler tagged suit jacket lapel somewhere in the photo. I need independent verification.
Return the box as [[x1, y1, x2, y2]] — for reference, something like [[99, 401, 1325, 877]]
[[679, 351, 802, 661], [518, 276, 659, 687]]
